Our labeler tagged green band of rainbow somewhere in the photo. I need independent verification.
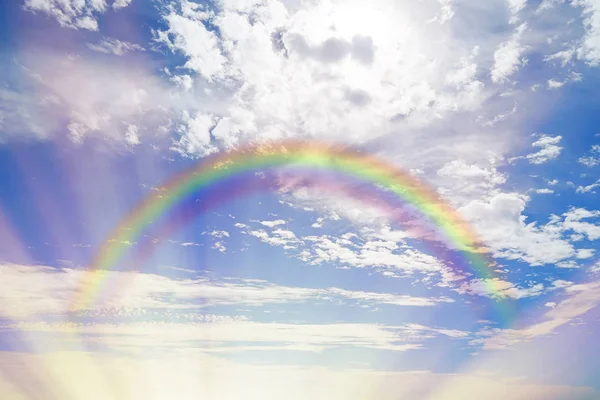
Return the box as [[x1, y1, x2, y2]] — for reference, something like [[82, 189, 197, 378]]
[[74, 141, 505, 317]]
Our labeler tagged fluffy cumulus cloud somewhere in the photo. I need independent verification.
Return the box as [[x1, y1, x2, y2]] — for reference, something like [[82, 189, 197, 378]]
[[459, 193, 575, 265], [4, 0, 595, 169], [146, 0, 597, 167], [148, 0, 498, 155], [8, 0, 593, 176], [456, 197, 598, 268], [435, 158, 507, 205], [155, 3, 228, 82]]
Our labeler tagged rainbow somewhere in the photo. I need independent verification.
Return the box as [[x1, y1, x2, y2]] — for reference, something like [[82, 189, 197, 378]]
[[73, 141, 506, 316]]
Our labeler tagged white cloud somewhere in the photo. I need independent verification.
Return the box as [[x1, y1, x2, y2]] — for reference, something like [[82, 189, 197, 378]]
[[113, 0, 131, 10], [180, 242, 200, 247], [577, 248, 595, 258], [5, 320, 427, 352], [171, 111, 218, 157], [576, 0, 600, 65], [323, 287, 454, 307], [535, 188, 554, 194], [7, 0, 592, 171], [236, 217, 465, 283], [2, 351, 596, 400], [537, 0, 567, 12], [205, 230, 230, 238], [246, 228, 303, 249], [0, 264, 453, 318], [579, 156, 600, 167], [148, 0, 507, 154], [562, 207, 600, 240], [124, 124, 141, 146], [473, 281, 600, 349], [437, 159, 506, 186], [545, 47, 577, 66], [2, 51, 176, 143], [459, 192, 574, 265], [539, 1, 600, 69], [170, 74, 194, 91], [557, 260, 581, 269], [212, 241, 227, 252], [507, 0, 528, 23], [6, 0, 571, 172], [259, 219, 287, 228], [23, 0, 132, 30], [435, 157, 508, 206], [86, 38, 145, 55], [430, 0, 455, 24], [578, 144, 600, 167], [525, 134, 563, 164], [276, 178, 392, 227], [491, 23, 528, 83], [458, 278, 545, 300], [576, 179, 600, 193], [547, 78, 566, 89], [155, 2, 228, 81], [300, 234, 445, 276]]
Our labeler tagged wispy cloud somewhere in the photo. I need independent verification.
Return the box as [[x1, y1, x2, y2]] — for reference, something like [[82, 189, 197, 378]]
[[578, 145, 600, 167], [491, 23, 528, 83], [86, 38, 145, 56], [472, 281, 600, 349], [4, 319, 466, 353], [0, 264, 454, 318]]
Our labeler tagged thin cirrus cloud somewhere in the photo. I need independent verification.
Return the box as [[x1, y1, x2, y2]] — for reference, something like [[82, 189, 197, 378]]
[[4, 318, 465, 353], [471, 281, 600, 350], [86, 38, 145, 56]]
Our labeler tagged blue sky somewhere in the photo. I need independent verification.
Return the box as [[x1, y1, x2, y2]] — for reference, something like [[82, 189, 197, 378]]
[[1, 0, 600, 399]]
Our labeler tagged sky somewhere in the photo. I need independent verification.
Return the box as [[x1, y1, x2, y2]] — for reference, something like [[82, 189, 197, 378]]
[[1, 0, 600, 399]]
